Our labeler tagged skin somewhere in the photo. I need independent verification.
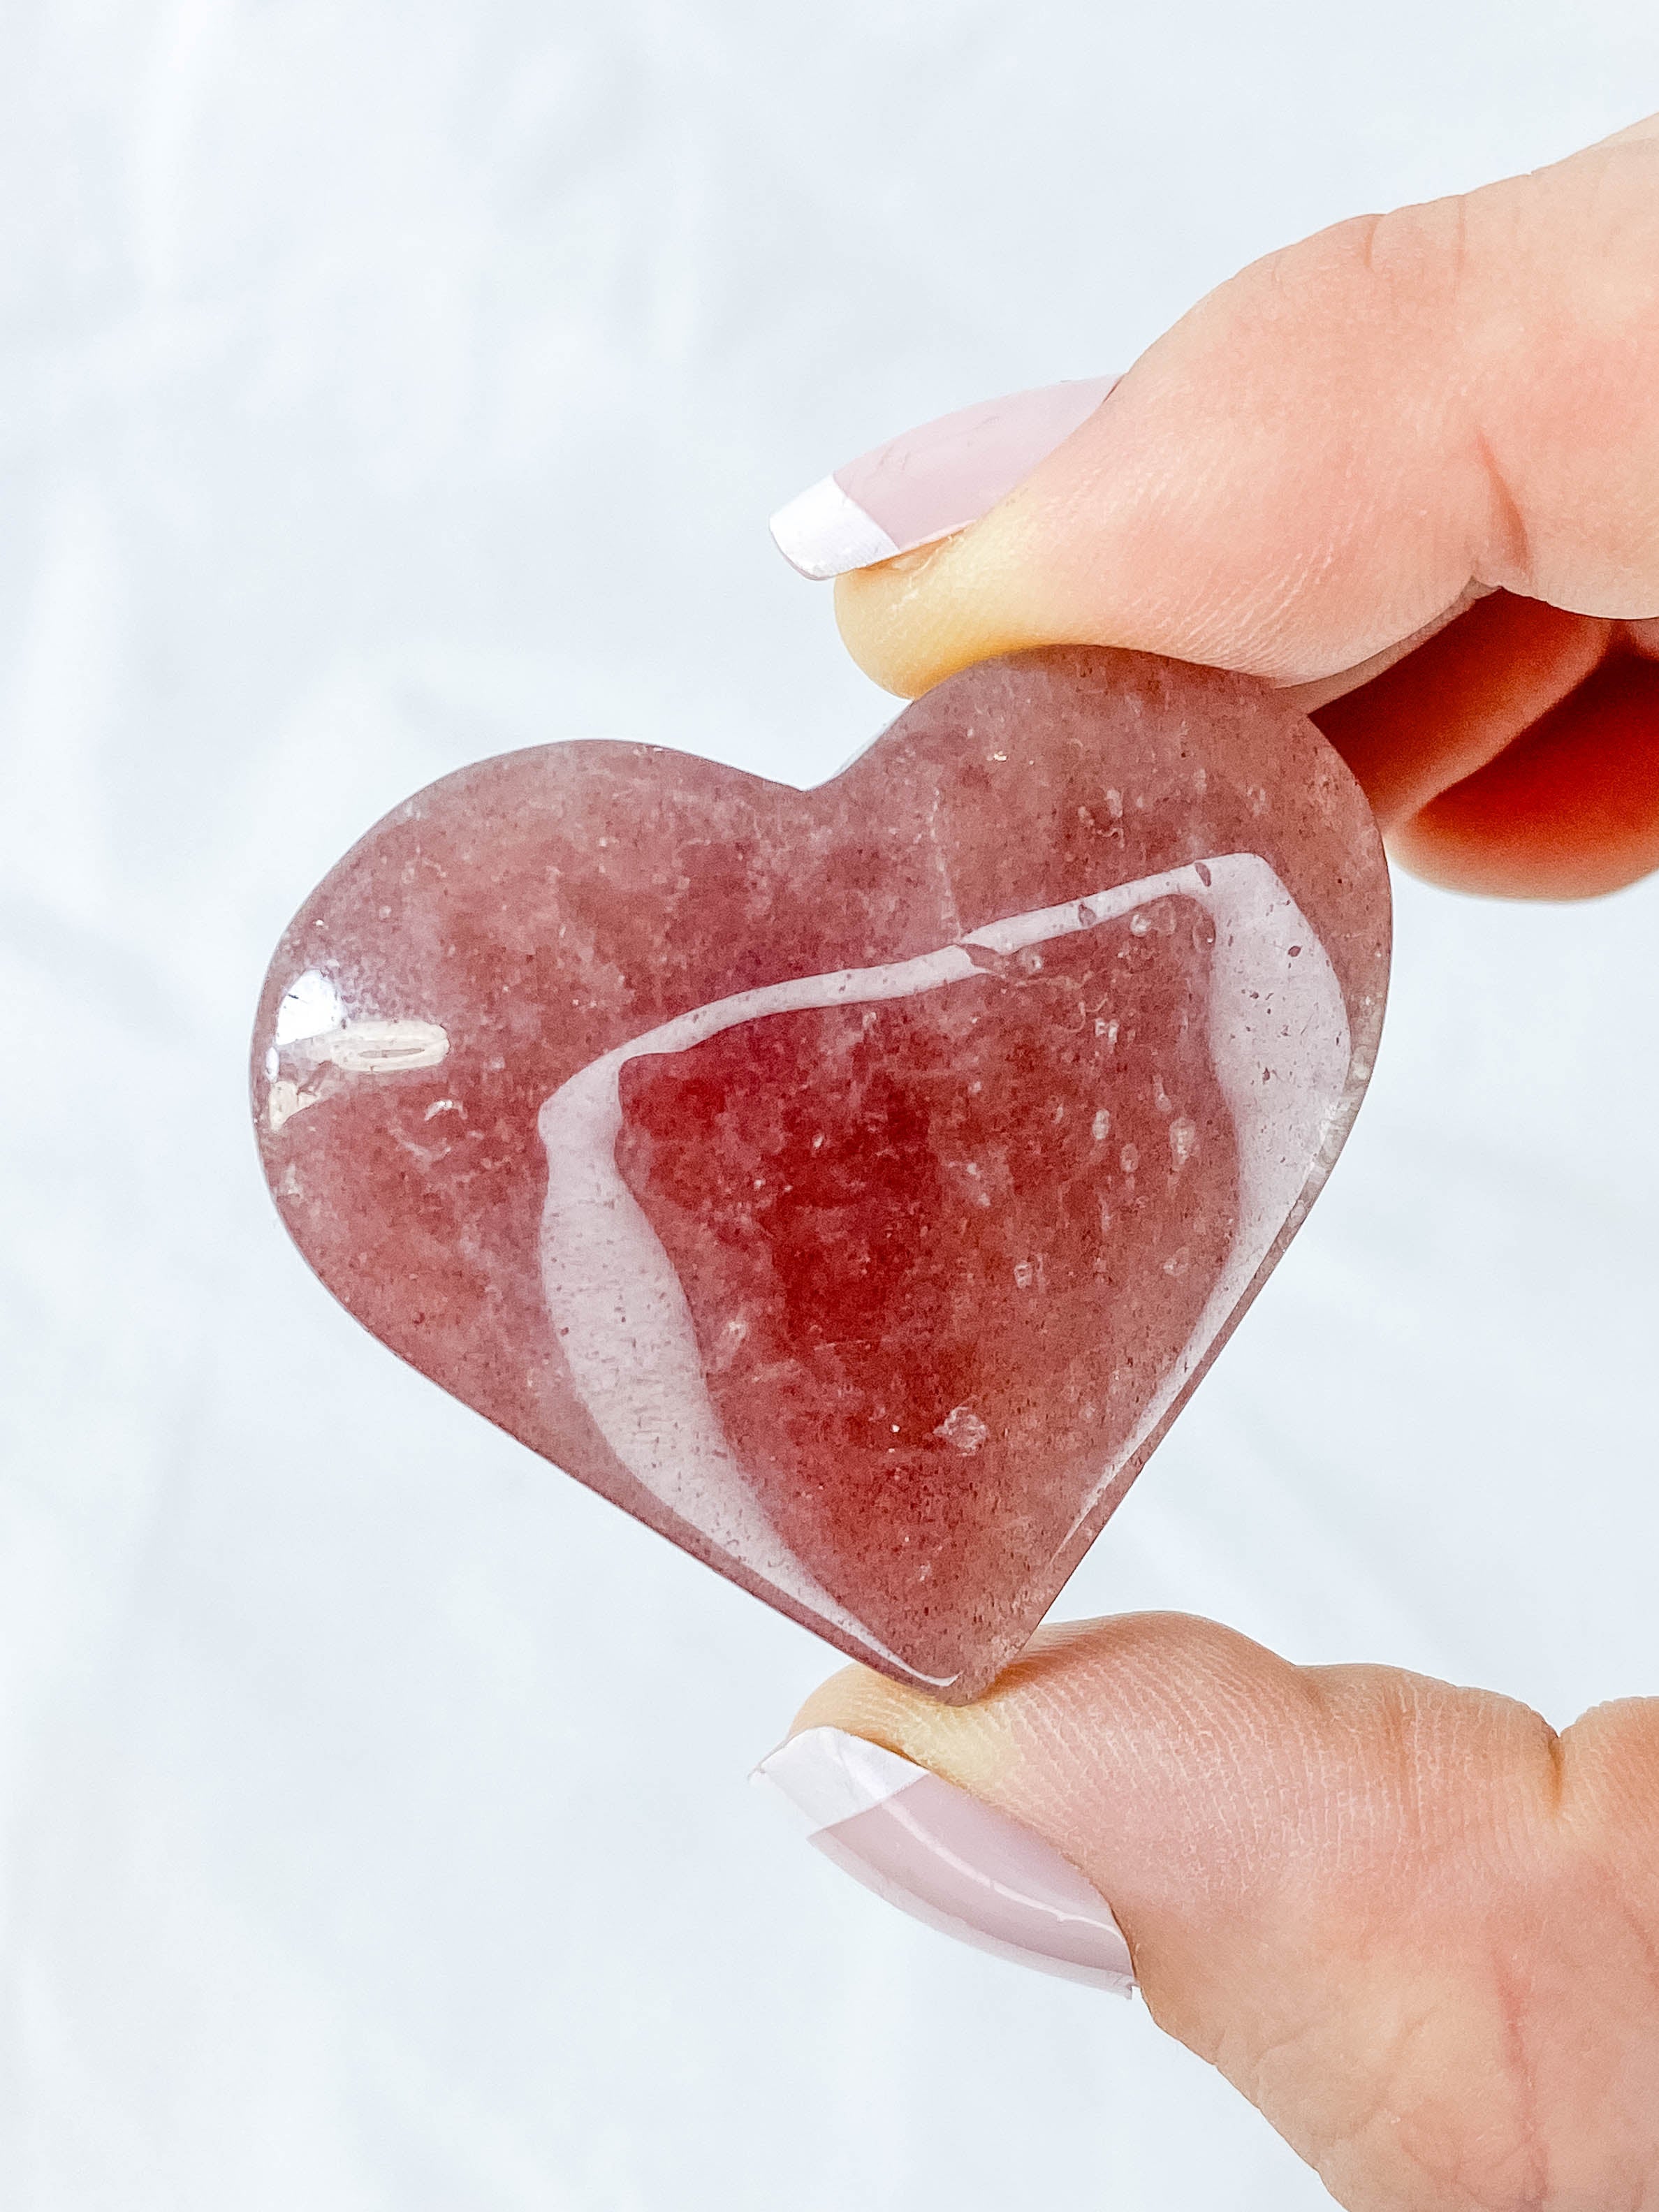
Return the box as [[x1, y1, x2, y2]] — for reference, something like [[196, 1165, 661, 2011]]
[[793, 114, 1659, 2209]]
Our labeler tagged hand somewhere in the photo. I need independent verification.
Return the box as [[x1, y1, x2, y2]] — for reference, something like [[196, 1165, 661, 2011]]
[[763, 115, 1659, 2208], [826, 112, 1659, 904]]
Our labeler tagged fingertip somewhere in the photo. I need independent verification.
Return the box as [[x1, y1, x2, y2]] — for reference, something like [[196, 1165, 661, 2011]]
[[774, 1618, 1308, 2035], [786, 1616, 1282, 1854], [789, 1654, 1009, 1799], [831, 539, 1041, 700], [829, 563, 928, 698], [753, 1713, 1138, 1993]]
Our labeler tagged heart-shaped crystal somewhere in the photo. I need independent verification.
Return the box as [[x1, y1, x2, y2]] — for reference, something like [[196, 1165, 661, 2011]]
[[253, 648, 1389, 1700]]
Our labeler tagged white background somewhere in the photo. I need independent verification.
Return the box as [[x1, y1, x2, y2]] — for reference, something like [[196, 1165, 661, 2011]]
[[3, 3, 1658, 2206]]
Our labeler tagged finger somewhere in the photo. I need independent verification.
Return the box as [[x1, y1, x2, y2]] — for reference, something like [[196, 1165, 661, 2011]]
[[1308, 590, 1612, 829], [1390, 648, 1659, 898], [1276, 580, 1497, 717], [832, 119, 1659, 701], [768, 1616, 1659, 2211], [1592, 110, 1659, 150]]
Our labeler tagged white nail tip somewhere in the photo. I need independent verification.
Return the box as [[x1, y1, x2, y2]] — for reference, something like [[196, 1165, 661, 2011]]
[[768, 476, 900, 580], [753, 1727, 930, 1829], [752, 1727, 1136, 1995]]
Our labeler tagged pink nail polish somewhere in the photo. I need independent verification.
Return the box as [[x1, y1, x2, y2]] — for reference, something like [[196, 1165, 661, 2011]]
[[752, 1726, 1135, 1993], [769, 376, 1120, 580]]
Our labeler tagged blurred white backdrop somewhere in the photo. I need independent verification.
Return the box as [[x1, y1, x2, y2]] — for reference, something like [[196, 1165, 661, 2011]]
[[3, 3, 1659, 2206]]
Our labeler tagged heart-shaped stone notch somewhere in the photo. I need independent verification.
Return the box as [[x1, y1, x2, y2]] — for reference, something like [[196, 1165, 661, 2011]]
[[253, 647, 1389, 1701]]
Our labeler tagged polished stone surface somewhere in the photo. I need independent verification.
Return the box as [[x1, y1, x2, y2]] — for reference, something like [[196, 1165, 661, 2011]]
[[253, 647, 1389, 1699]]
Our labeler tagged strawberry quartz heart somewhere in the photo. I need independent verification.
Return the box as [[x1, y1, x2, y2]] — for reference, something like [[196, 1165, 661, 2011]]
[[252, 647, 1389, 1701]]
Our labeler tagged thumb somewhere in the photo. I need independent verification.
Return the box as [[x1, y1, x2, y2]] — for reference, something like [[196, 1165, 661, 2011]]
[[756, 1614, 1659, 2212], [828, 115, 1659, 699]]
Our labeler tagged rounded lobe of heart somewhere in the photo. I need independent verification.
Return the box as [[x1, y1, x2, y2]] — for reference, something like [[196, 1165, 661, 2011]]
[[251, 647, 1390, 1700]]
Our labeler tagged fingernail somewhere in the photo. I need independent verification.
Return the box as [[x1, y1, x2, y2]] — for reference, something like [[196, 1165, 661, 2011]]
[[769, 375, 1120, 580], [751, 1725, 1135, 1994]]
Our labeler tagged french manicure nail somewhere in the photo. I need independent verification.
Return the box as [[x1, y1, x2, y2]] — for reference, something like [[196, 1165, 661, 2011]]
[[752, 1726, 1135, 1993], [768, 376, 1120, 580]]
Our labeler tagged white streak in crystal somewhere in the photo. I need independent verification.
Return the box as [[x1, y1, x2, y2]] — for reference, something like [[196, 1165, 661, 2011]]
[[537, 854, 1350, 1685], [268, 1078, 318, 1132], [268, 972, 451, 1136], [318, 1018, 449, 1074], [537, 952, 974, 1681], [1061, 852, 1349, 1538]]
